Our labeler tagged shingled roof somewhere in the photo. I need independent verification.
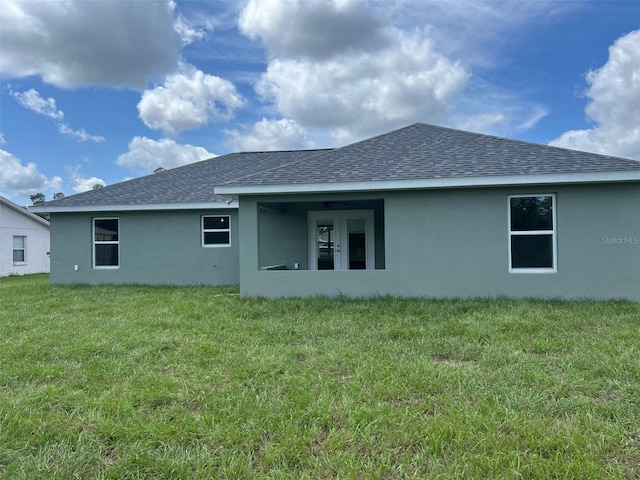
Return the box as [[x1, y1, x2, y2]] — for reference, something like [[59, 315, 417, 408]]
[[33, 149, 329, 211], [216, 123, 640, 194], [32, 123, 640, 212]]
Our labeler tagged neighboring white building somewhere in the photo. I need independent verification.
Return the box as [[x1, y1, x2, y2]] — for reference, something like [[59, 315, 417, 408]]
[[0, 196, 50, 276]]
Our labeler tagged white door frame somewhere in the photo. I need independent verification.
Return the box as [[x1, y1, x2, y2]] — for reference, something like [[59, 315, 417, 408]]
[[308, 210, 375, 270]]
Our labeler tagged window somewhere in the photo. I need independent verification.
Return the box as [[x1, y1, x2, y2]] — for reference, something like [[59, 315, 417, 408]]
[[94, 218, 119, 268], [509, 195, 556, 273], [13, 236, 26, 264], [202, 215, 230, 247]]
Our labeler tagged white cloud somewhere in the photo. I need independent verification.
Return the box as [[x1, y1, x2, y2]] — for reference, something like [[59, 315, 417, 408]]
[[516, 106, 549, 131], [225, 118, 313, 151], [0, 0, 180, 88], [11, 88, 104, 142], [169, 0, 222, 46], [239, 0, 470, 142], [451, 113, 508, 135], [0, 149, 61, 195], [385, 1, 575, 68], [253, 29, 469, 141], [68, 166, 106, 193], [72, 177, 104, 193], [239, 0, 391, 59], [138, 65, 245, 136], [450, 83, 549, 136], [11, 88, 64, 119], [0, 133, 5, 146], [550, 30, 640, 159], [49, 176, 64, 193], [57, 124, 105, 143], [238, 0, 568, 141], [116, 137, 215, 172], [173, 14, 208, 46]]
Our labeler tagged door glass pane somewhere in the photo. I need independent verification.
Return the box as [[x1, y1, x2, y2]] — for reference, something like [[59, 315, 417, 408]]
[[316, 220, 334, 270], [347, 218, 366, 270]]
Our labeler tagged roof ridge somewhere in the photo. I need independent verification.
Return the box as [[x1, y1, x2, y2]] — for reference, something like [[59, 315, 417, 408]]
[[220, 124, 434, 187], [221, 149, 333, 186], [232, 148, 333, 155]]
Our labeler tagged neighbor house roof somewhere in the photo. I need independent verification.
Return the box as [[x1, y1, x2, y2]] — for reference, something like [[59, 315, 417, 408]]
[[31, 123, 640, 213], [215, 123, 640, 195], [31, 149, 330, 213], [1, 195, 50, 227]]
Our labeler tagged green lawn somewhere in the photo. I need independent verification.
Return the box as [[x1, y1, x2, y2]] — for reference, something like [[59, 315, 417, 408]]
[[1, 275, 639, 479]]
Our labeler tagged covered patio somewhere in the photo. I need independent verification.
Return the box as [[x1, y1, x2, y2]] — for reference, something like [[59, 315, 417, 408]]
[[255, 197, 386, 272]]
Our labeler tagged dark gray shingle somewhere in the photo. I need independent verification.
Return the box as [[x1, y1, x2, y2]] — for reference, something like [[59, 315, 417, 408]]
[[40, 149, 329, 208], [221, 123, 640, 187], [39, 123, 640, 209]]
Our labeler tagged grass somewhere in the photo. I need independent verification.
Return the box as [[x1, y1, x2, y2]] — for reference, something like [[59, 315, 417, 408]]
[[0, 274, 639, 479]]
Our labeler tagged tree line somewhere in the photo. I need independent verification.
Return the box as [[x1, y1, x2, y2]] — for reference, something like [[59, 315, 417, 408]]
[[30, 183, 105, 206]]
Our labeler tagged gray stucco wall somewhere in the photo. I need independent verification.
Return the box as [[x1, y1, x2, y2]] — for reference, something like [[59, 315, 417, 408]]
[[239, 183, 640, 301], [258, 206, 308, 270], [50, 209, 239, 285]]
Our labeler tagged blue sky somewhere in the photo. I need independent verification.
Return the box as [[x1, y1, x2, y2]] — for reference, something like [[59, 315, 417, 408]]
[[1, 0, 639, 207]]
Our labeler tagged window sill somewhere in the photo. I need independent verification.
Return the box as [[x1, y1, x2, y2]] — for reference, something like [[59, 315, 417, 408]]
[[509, 268, 557, 274]]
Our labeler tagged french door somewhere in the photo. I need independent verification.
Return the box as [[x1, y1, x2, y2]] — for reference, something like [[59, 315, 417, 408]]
[[308, 210, 374, 270]]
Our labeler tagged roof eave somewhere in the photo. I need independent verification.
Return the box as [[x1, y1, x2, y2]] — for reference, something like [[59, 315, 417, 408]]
[[214, 171, 640, 196], [29, 201, 238, 214], [1, 197, 50, 226]]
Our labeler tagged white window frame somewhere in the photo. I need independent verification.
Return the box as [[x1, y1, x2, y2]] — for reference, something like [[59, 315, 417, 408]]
[[13, 235, 26, 265], [93, 217, 120, 269], [508, 194, 557, 274], [202, 215, 231, 247]]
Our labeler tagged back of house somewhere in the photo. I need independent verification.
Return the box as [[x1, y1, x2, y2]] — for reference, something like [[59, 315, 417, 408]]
[[31, 124, 640, 301]]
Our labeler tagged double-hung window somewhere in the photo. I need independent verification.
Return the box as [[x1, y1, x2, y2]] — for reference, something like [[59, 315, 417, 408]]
[[94, 218, 119, 268], [13, 236, 26, 264], [509, 195, 556, 273], [202, 215, 230, 247]]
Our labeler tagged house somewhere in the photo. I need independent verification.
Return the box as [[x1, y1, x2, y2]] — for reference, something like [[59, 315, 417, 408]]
[[1, 195, 50, 277], [31, 124, 640, 300]]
